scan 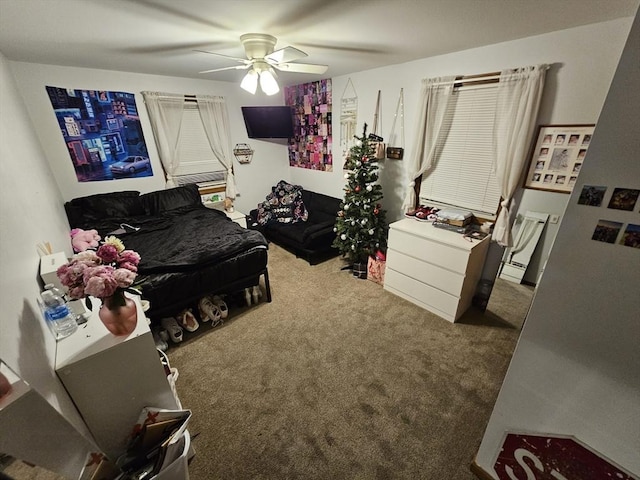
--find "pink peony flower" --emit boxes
[56,236,141,300]
[113,268,136,288]
[97,244,119,264]
[118,262,138,273]
[118,250,140,267]
[84,266,118,298]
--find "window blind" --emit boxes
[419,84,501,216]
[174,103,225,182]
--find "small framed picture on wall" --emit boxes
[523,124,595,194]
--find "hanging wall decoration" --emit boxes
[284,79,332,171]
[340,78,358,160]
[523,124,595,193]
[46,86,152,182]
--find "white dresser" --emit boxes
[384,219,490,323]
[55,296,180,461]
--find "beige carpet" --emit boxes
[167,244,534,480]
[2,244,533,479]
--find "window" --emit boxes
[173,102,226,188]
[419,84,501,217]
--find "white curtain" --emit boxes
[141,92,184,188]
[196,95,237,200]
[402,76,456,212]
[492,65,547,246]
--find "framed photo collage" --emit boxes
[524,124,595,194]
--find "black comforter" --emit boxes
[64,185,270,319]
[89,206,267,274]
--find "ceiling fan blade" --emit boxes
[199,65,250,74]
[265,46,308,64]
[272,63,328,74]
[194,50,250,64]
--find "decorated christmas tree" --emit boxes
[333,124,388,272]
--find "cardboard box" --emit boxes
[39,252,67,290]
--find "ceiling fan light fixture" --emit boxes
[240,69,258,94]
[259,68,279,96]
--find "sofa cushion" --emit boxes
[140,184,202,215]
[302,190,341,217]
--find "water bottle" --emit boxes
[44,283,87,325]
[41,289,78,340]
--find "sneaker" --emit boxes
[198,296,222,326]
[177,308,199,332]
[404,206,423,218]
[415,206,439,222]
[211,295,229,319]
[251,286,261,305]
[152,329,168,352]
[160,317,183,343]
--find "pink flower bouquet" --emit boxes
[57,236,141,302]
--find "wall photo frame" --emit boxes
[524,124,595,194]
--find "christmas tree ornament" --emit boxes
[367,185,373,192]
[355,186,361,192]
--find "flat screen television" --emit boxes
[241,106,294,139]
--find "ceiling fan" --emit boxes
[197,33,328,95]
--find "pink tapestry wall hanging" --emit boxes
[284,79,332,171]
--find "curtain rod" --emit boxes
[426,71,501,88]
[428,65,550,88]
[144,92,214,102]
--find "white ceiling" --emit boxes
[0,0,638,87]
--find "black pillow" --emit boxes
[67,191,143,223]
[140,184,202,215]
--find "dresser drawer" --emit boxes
[388,227,470,273]
[384,268,459,318]
[386,248,465,295]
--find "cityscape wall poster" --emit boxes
[285,79,332,171]
[46,87,153,182]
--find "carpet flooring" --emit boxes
[3,243,533,479]
[166,244,534,479]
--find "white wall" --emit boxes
[7,18,632,284]
[476,9,640,477]
[0,51,94,477]
[323,17,632,283]
[7,62,290,214]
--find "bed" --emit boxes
[64,184,271,320]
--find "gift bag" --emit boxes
[386,88,404,159]
[368,90,386,160]
[367,255,386,285]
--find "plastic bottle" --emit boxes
[44,283,87,324]
[41,289,78,340]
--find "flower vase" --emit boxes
[99,291,137,336]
